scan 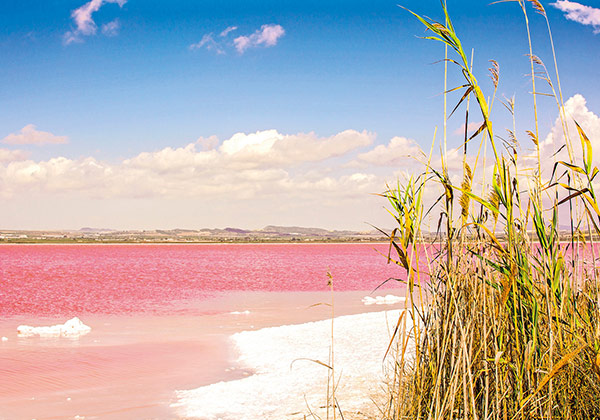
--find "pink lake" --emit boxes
[0,243,408,316]
[0,243,406,419]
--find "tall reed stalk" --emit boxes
[381,2,600,418]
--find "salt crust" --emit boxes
[362,295,406,305]
[17,317,91,338]
[173,310,413,420]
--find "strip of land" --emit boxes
[0,225,391,243]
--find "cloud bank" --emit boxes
[3,95,597,230]
[0,129,375,200]
[0,149,29,163]
[552,0,600,33]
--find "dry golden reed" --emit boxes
[379,2,600,419]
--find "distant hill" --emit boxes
[1,225,390,243]
[79,227,115,232]
[261,225,331,235]
[224,227,250,234]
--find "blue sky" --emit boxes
[1,0,599,230]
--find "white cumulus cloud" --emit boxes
[552,0,600,33]
[0,129,376,200]
[539,94,600,166]
[220,129,374,168]
[453,121,484,136]
[64,0,126,44]
[0,149,29,163]
[353,137,424,167]
[234,24,285,53]
[2,125,68,145]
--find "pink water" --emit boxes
[0,243,403,316]
[0,243,405,419]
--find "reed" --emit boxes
[380,1,600,419]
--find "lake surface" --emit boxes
[0,243,405,419]
[0,243,405,316]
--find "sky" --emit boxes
[1,0,599,231]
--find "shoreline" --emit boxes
[0,240,389,246]
[4,238,590,246]
[0,289,407,419]
[173,308,408,420]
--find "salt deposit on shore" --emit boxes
[362,294,406,305]
[17,317,91,338]
[173,310,412,420]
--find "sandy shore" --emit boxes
[0,289,407,419]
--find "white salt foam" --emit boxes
[173,310,413,420]
[362,294,406,305]
[229,310,251,315]
[17,317,91,338]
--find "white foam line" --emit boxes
[16,317,91,338]
[362,294,406,305]
[173,310,414,420]
[229,310,251,315]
